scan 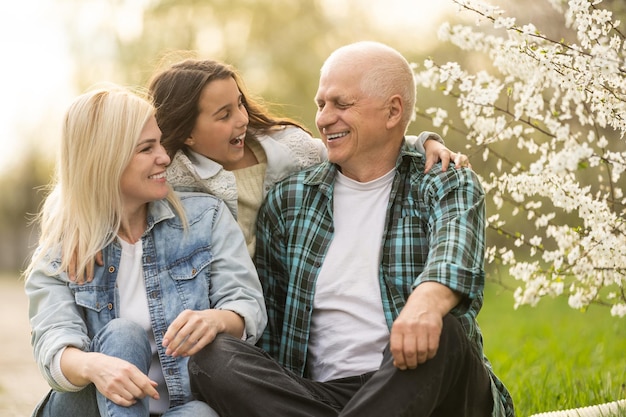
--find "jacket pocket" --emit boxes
[167,247,213,281]
[72,285,110,312]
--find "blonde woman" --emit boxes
[25,85,265,417]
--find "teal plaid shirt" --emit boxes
[255,141,515,417]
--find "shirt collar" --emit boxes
[186,149,223,179]
[145,199,175,232]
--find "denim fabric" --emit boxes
[33,386,217,417]
[32,319,220,417]
[26,192,266,415]
[94,319,153,416]
[33,386,216,417]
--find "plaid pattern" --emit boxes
[255,142,515,417]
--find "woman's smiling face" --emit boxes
[185,77,249,170]
[120,115,171,211]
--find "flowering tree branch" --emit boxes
[414,0,626,316]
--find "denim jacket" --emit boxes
[26,192,267,407]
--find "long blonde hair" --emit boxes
[26,84,184,280]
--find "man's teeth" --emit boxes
[149,172,166,179]
[327,132,348,140]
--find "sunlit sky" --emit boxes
[0,0,458,176]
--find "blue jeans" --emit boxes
[32,318,219,417]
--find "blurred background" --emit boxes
[0,0,454,273]
[1,0,624,275]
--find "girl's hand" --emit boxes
[423,139,471,173]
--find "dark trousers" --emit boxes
[189,314,493,417]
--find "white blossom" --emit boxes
[610,303,626,318]
[415,0,626,317]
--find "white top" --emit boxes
[117,238,169,414]
[307,168,395,382]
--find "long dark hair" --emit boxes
[148,59,310,158]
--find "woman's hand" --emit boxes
[62,349,159,407]
[90,354,159,406]
[162,309,245,357]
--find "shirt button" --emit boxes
[108,266,115,273]
[191,268,197,275]
[107,303,113,310]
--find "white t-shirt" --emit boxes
[307,168,395,382]
[117,239,169,414]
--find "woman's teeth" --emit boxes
[327,132,348,140]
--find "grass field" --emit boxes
[479,282,626,416]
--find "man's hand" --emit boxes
[389,309,443,370]
[389,282,461,370]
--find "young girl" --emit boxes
[25,85,265,417]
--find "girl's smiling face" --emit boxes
[185,77,249,170]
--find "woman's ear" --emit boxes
[184,137,195,146]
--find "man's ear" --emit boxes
[386,95,403,129]
[184,137,196,146]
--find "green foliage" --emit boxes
[2,0,422,273]
[0,152,53,272]
[60,0,408,132]
[480,283,626,416]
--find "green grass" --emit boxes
[479,283,626,416]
